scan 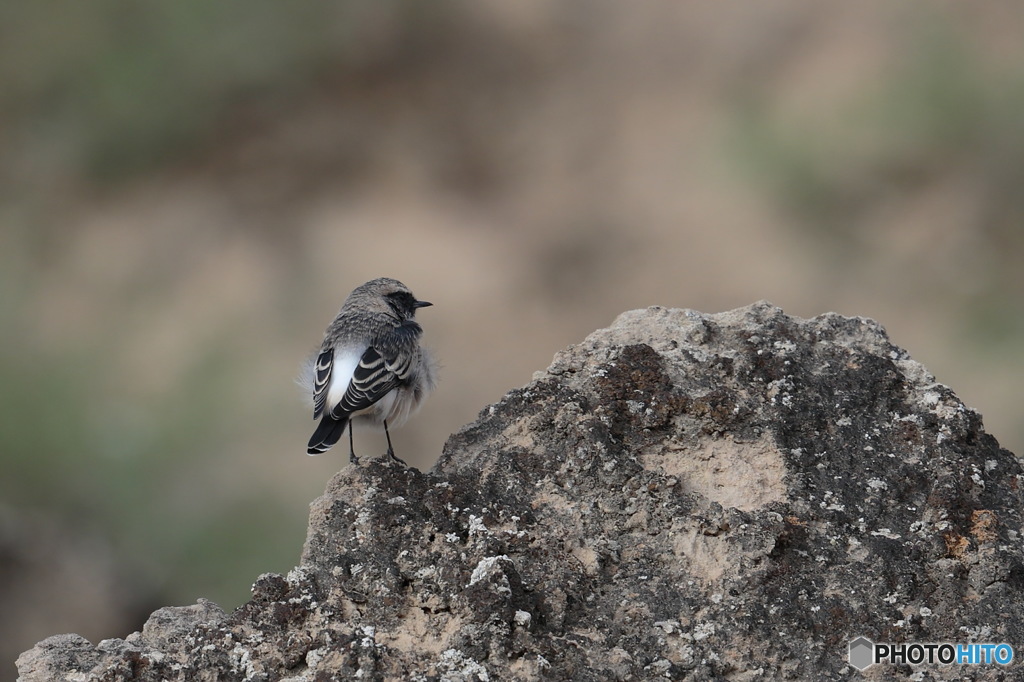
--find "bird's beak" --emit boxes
[415,300,433,308]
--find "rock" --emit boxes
[16,634,101,682]
[18,302,1024,681]
[0,507,152,675]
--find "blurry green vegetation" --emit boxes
[0,270,295,605]
[0,1,399,181]
[732,21,1024,345]
[0,0,414,615]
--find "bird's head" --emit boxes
[358,277,432,321]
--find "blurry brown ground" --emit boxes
[4,0,1024,673]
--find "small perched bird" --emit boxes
[302,277,436,463]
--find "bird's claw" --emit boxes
[386,447,406,466]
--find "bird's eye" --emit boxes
[386,291,415,313]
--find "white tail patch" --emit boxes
[326,347,362,414]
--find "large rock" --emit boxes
[18,303,1024,681]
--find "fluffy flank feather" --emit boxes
[296,353,318,410]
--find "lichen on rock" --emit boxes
[18,302,1024,681]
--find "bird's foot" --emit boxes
[386,447,407,466]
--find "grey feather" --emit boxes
[304,277,436,461]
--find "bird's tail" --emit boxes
[307,414,349,455]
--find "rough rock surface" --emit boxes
[18,302,1024,681]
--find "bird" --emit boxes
[301,277,436,463]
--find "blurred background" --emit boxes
[4,0,1024,673]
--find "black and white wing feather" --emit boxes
[311,349,333,420]
[329,345,411,419]
[326,321,423,420]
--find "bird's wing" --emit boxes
[330,345,403,419]
[312,348,333,420]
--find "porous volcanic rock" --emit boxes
[18,303,1024,681]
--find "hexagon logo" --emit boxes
[849,636,875,671]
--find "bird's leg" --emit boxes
[384,419,406,465]
[348,421,359,465]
